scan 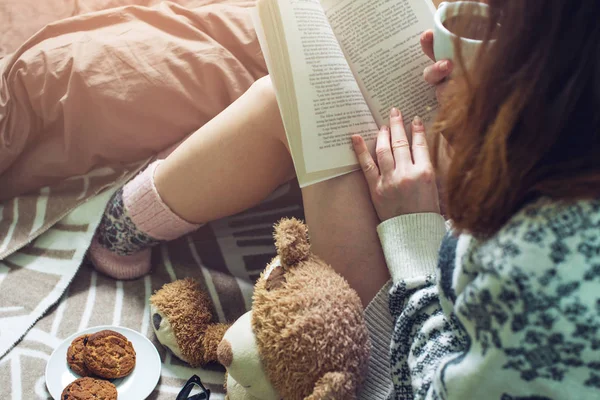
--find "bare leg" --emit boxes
[155,77,295,224]
[301,173,389,305]
[155,77,388,305]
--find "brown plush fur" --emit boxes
[151,218,370,399]
[273,218,310,268]
[150,278,226,367]
[307,372,357,400]
[223,371,230,399]
[204,323,230,364]
[251,219,371,400]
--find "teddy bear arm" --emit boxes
[202,323,231,364]
[304,372,358,400]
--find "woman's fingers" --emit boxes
[410,116,431,166]
[389,108,412,169]
[376,125,395,176]
[421,29,454,105]
[420,30,436,61]
[352,135,379,190]
[424,60,453,85]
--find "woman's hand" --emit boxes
[421,30,454,103]
[352,108,440,222]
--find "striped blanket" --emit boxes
[0,184,118,359]
[0,159,304,398]
[0,0,303,396]
[0,165,141,358]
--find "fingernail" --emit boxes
[413,116,423,126]
[440,61,449,72]
[390,108,400,117]
[381,125,389,132]
[351,135,360,146]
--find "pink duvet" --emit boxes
[0,0,267,200]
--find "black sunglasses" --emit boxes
[176,375,211,400]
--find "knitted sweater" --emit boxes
[359,198,600,400]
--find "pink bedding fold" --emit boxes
[0,0,266,201]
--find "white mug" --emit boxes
[433,1,493,67]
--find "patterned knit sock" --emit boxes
[89,161,201,279]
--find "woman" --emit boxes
[90,0,599,399]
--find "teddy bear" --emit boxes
[149,218,371,399]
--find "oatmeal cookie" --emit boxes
[83,330,136,379]
[66,335,93,377]
[61,377,117,400]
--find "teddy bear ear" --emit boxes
[273,218,311,267]
[304,372,357,400]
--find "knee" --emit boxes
[248,76,287,144]
[251,75,277,102]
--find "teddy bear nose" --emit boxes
[217,339,233,367]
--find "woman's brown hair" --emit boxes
[435,0,600,237]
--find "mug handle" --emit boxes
[438,2,448,9]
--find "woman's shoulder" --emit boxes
[505,196,600,239]
[440,198,600,300]
[444,198,600,391]
[438,198,599,301]
[440,197,599,304]
[454,196,600,304]
[463,197,600,266]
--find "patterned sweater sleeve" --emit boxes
[377,213,458,398]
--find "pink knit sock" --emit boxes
[89,161,201,279]
[88,241,153,280]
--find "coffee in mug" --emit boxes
[433,1,495,68]
[442,14,495,41]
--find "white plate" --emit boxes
[45,325,161,399]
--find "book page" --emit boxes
[276,0,378,174]
[322,0,437,127]
[252,5,358,187]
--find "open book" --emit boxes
[253,0,438,187]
